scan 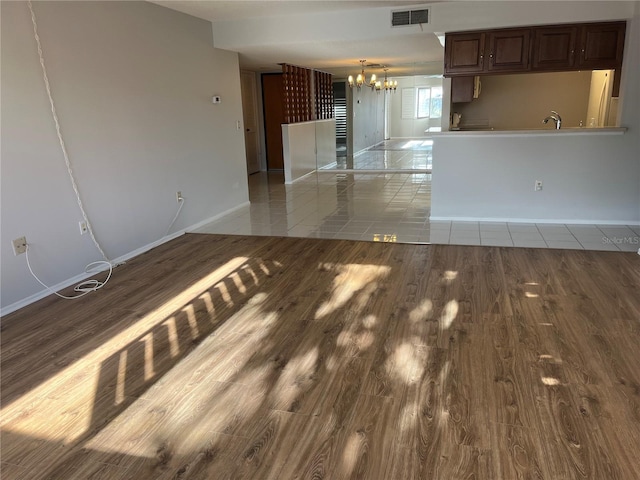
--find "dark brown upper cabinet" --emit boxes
[531,25,579,70]
[487,29,531,72]
[445,29,530,75]
[445,21,626,77]
[445,32,485,74]
[578,22,626,69]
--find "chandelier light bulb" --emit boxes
[382,68,397,93]
[348,60,385,92]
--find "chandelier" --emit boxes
[348,61,396,93]
[383,68,398,92]
[348,60,377,90]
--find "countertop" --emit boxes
[433,127,627,137]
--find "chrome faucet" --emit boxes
[543,111,562,129]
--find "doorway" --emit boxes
[333,81,347,158]
[261,73,285,170]
[240,71,261,174]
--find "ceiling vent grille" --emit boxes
[391,8,430,27]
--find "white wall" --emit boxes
[282,122,316,184]
[282,119,336,183]
[431,7,640,225]
[1,1,249,311]
[388,76,444,138]
[352,87,385,153]
[454,71,593,130]
[316,119,338,170]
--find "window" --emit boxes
[401,88,415,119]
[417,86,443,119]
[430,86,443,118]
[417,87,431,118]
[401,84,444,120]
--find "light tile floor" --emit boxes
[327,139,433,171]
[193,171,640,253]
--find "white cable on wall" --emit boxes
[25,1,185,300]
[28,0,109,264]
[25,0,112,299]
[165,198,185,237]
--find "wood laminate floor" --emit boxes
[1,234,639,479]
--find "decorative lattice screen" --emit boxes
[282,64,334,124]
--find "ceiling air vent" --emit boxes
[391,8,429,27]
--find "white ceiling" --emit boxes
[153,1,430,21]
[151,1,444,76]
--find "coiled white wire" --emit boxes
[25,245,113,299]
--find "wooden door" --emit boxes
[531,25,578,70]
[487,29,531,72]
[261,73,285,170]
[240,71,260,174]
[578,22,626,69]
[445,32,485,75]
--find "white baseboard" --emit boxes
[429,216,640,226]
[353,141,383,157]
[0,202,251,317]
[317,169,431,174]
[285,170,317,185]
[319,162,338,170]
[186,201,250,232]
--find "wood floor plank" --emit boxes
[383,345,447,479]
[117,431,248,480]
[489,423,545,480]
[226,409,309,480]
[568,383,640,479]
[485,313,540,429]
[326,393,399,480]
[1,234,639,479]
[439,322,493,450]
[532,382,623,480]
[267,357,369,478]
[434,444,496,479]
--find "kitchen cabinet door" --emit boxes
[451,76,474,103]
[578,22,626,69]
[486,29,531,72]
[531,25,578,70]
[445,32,485,75]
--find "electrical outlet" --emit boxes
[534,180,543,191]
[79,221,88,235]
[12,236,27,256]
[176,191,183,203]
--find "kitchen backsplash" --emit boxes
[453,71,595,130]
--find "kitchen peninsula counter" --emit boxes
[429,125,638,225]
[432,127,627,137]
